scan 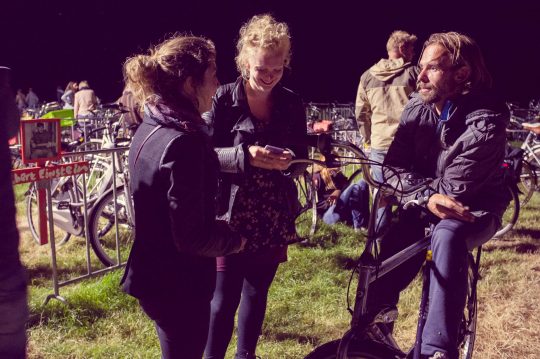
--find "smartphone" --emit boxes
[264,144,285,154]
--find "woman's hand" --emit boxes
[327,189,342,205]
[523,122,540,135]
[427,193,475,222]
[247,145,292,170]
[236,237,248,253]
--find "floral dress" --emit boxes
[229,120,299,252]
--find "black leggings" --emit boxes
[204,263,279,359]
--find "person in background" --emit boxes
[0,66,28,359]
[15,89,26,112]
[61,81,78,109]
[25,87,39,109]
[56,85,63,103]
[73,80,98,119]
[204,14,307,359]
[355,30,418,183]
[120,34,245,359]
[314,167,370,232]
[355,30,419,232]
[116,83,143,136]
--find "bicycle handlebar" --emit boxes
[286,133,435,199]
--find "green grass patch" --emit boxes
[18,190,540,358]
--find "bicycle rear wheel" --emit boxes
[458,253,478,359]
[304,339,400,359]
[88,186,134,266]
[493,184,519,238]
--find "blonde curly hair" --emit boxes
[235,14,292,79]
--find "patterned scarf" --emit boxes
[145,95,203,133]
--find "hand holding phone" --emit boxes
[264,144,285,154]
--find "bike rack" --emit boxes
[39,146,131,304]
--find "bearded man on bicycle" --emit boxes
[369,32,510,359]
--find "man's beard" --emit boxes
[417,78,457,104]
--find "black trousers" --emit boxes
[139,291,211,359]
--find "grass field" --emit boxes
[13,184,540,358]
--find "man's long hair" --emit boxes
[420,32,492,91]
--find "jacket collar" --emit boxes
[230,77,248,108]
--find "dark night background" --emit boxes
[2,0,540,106]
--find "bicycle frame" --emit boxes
[302,134,484,359]
[522,131,540,167]
[336,187,432,359]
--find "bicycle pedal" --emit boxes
[366,322,400,349]
[57,201,70,210]
[374,307,399,324]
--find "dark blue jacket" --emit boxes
[121,111,242,300]
[384,91,510,217]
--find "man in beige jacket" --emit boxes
[355,30,418,183]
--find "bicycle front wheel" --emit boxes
[26,183,72,246]
[305,339,400,359]
[88,186,134,266]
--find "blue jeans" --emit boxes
[204,262,279,359]
[369,149,391,233]
[322,180,370,229]
[369,149,387,184]
[421,215,498,358]
[367,211,498,358]
[0,269,28,359]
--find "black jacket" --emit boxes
[204,77,308,221]
[121,112,242,300]
[383,91,510,217]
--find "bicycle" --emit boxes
[297,134,500,359]
[25,113,134,266]
[505,104,540,206]
[294,135,365,239]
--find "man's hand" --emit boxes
[427,193,475,222]
[248,145,292,171]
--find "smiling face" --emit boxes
[417,44,465,111]
[245,47,286,93]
